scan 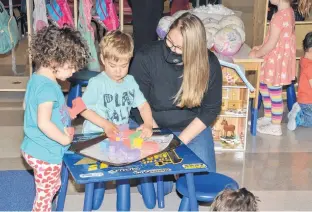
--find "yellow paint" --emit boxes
[133,137,143,148]
[116,137,121,141]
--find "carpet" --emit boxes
[0,170,35,211]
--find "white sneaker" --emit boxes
[248,117,271,127]
[287,102,301,119]
[287,102,301,131]
[257,123,282,136]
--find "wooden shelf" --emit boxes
[0,76,29,91]
[294,20,312,25]
[266,20,312,25]
[297,49,304,59]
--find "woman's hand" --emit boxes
[103,121,119,138]
[137,124,153,139]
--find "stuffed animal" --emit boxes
[214,26,242,56]
[156,4,245,56]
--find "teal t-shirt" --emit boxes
[82,72,146,133]
[21,74,71,164]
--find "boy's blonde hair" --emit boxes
[99,30,134,62]
[211,188,260,211]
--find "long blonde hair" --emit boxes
[170,13,209,108]
[297,0,312,18]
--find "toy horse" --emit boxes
[221,119,235,137]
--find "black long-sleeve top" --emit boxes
[130,40,222,130]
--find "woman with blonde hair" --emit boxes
[130,12,222,172]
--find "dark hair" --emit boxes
[30,25,90,70]
[303,32,312,52]
[210,188,260,211]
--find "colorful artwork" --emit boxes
[71,129,177,166]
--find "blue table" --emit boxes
[56,131,209,211]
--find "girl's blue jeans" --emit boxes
[296,103,312,127]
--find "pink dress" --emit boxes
[260,7,296,86]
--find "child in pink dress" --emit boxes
[249,0,296,136]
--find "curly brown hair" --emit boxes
[211,188,260,211]
[30,25,90,70]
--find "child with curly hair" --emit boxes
[21,25,89,212]
[211,188,260,211]
[288,32,312,131]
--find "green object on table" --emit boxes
[129,131,141,145]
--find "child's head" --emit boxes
[210,188,259,211]
[31,25,90,81]
[99,30,134,82]
[303,32,312,53]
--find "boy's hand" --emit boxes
[103,122,119,138]
[137,124,153,139]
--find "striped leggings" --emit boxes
[260,83,283,124]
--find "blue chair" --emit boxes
[176,172,239,211]
[67,69,99,107]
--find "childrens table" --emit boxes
[56,130,209,212]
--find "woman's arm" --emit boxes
[179,52,222,144]
[178,118,207,144]
[38,102,72,146]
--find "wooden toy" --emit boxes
[68,97,87,119]
[221,119,235,137]
[212,62,251,151]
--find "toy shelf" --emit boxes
[212,64,250,152]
